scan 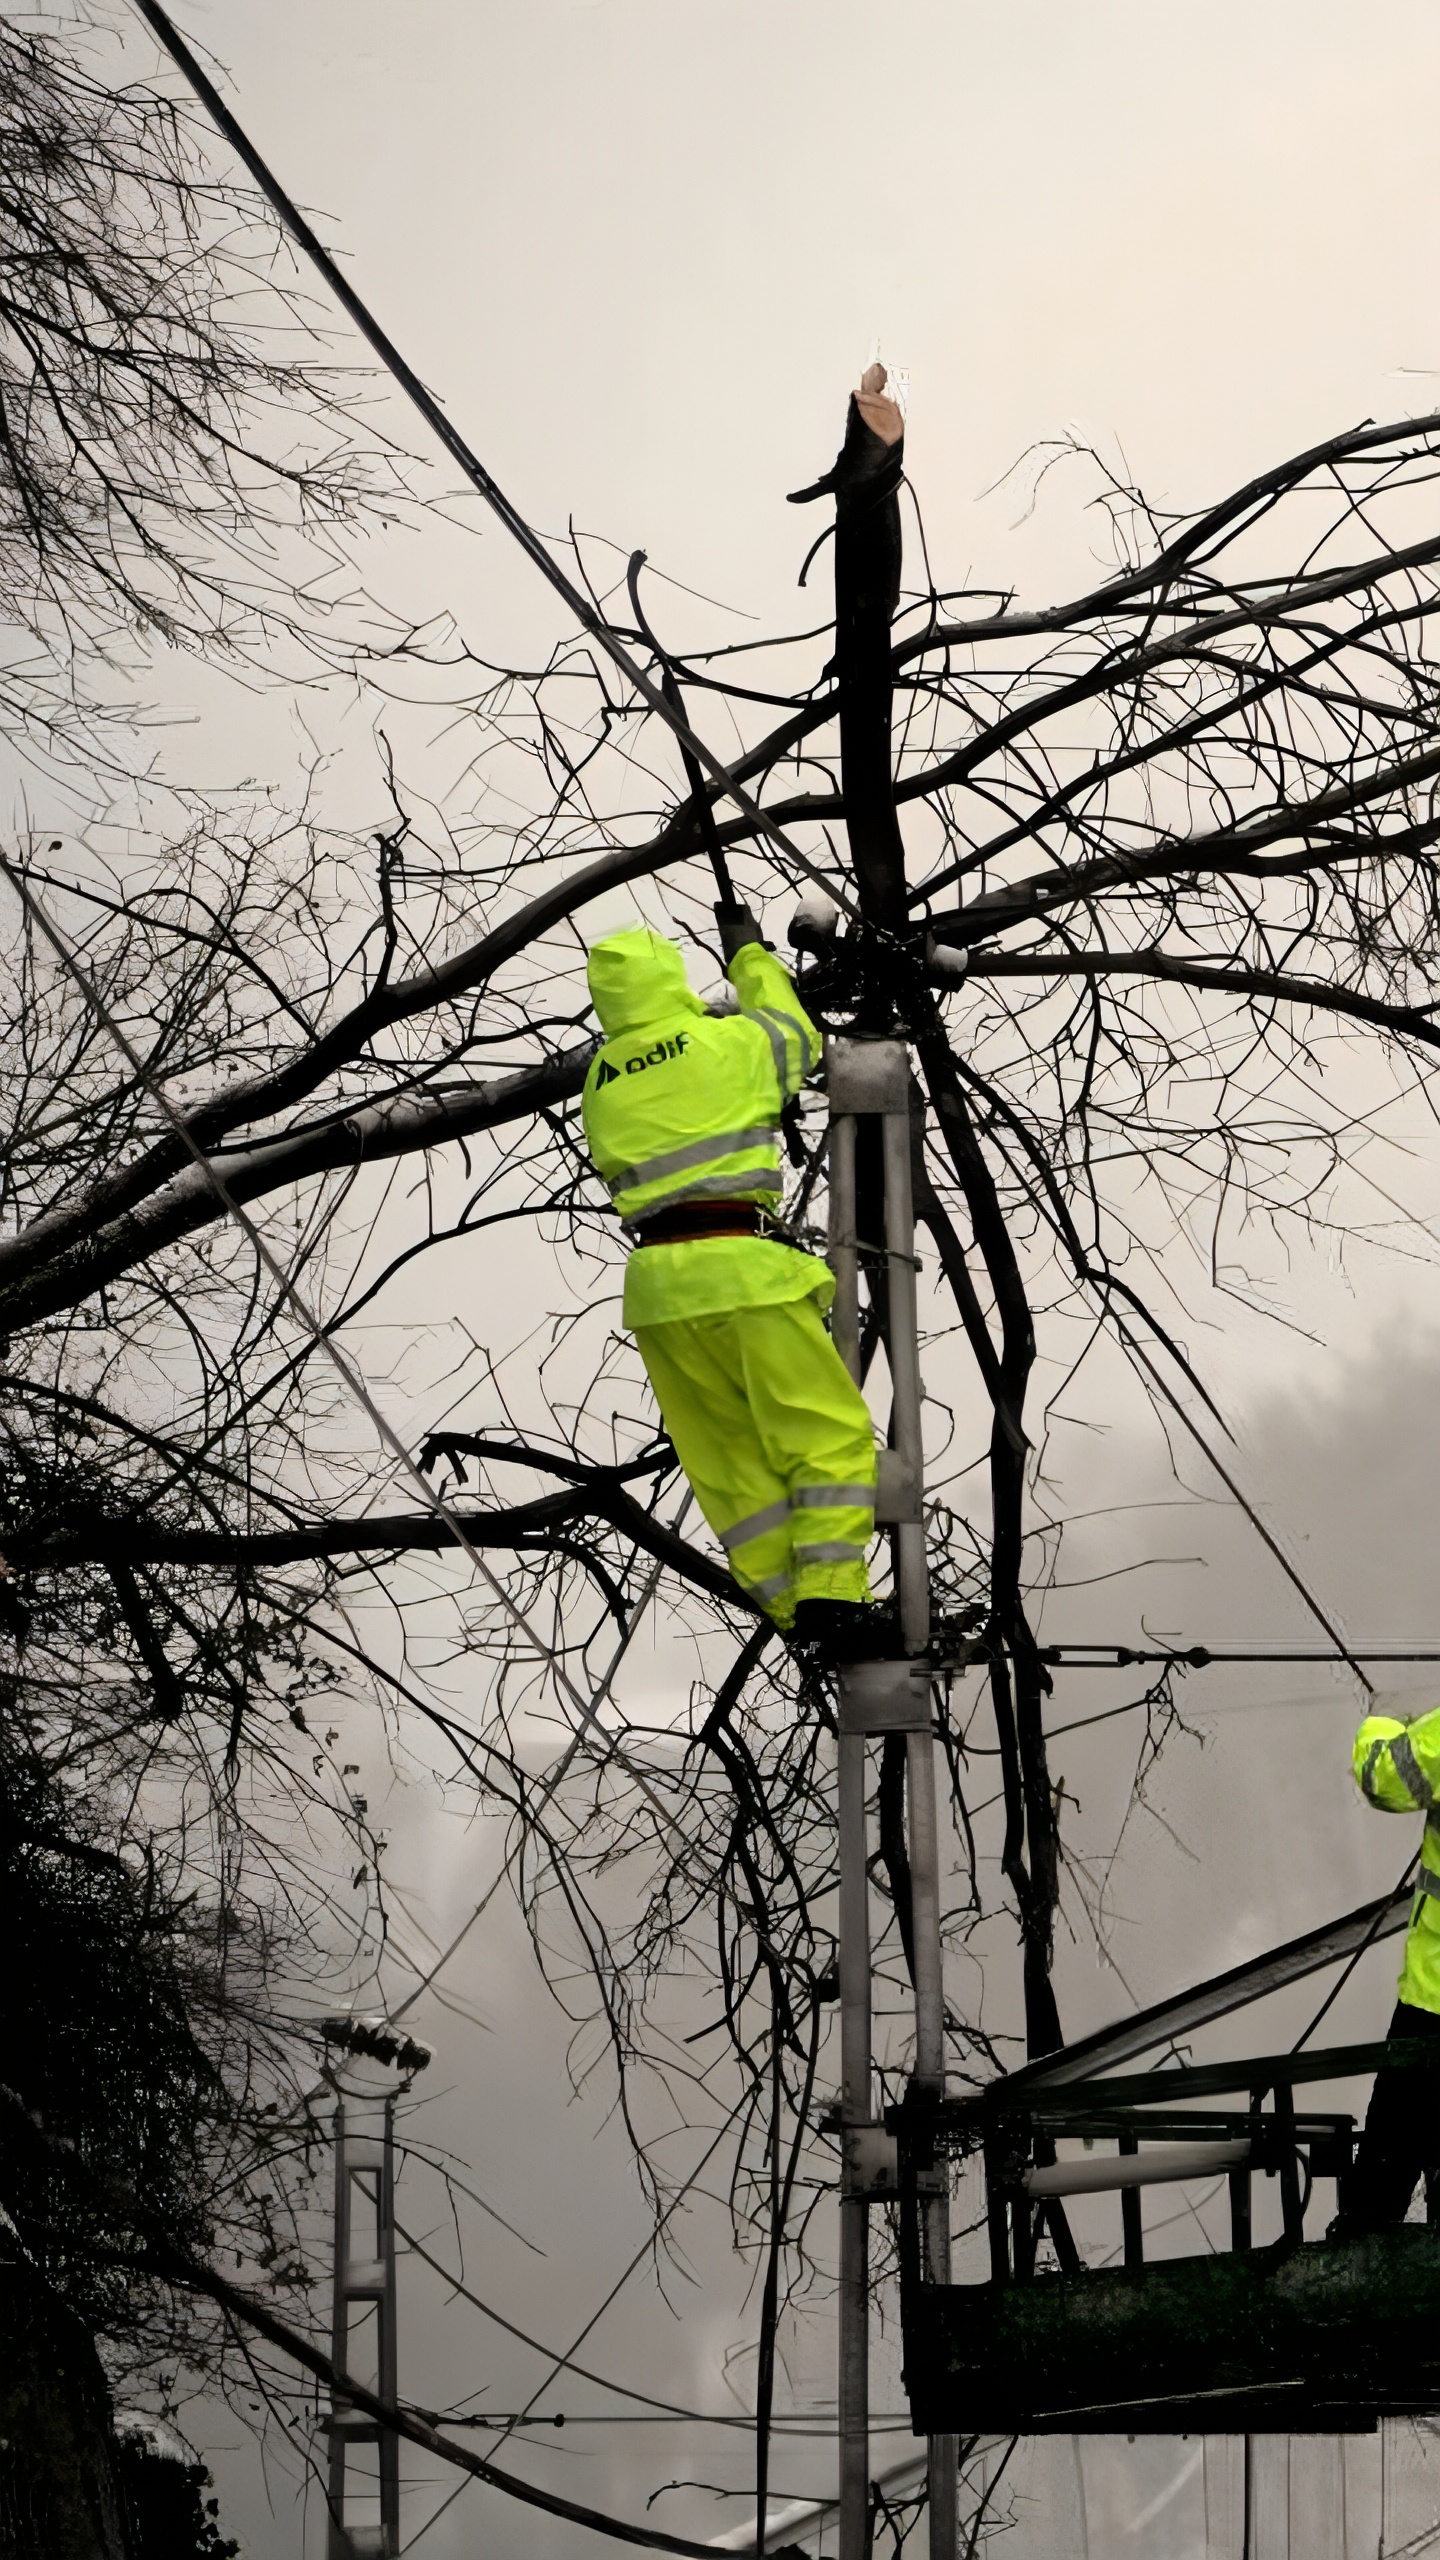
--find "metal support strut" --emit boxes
[327,2097,400,2560]
[828,1037,955,2560]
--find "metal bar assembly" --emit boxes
[828,1037,954,2560]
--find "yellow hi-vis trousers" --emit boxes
[634,1298,876,1626]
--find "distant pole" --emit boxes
[321,2018,432,2559]
[326,2096,399,2560]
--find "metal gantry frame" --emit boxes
[326,2096,400,2560]
[828,1035,955,2560]
[891,1886,1440,2441]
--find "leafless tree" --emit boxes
[9,363,1440,2541]
[10,21,1440,2547]
[0,6,405,772]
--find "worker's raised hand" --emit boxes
[715,900,763,962]
[855,360,904,449]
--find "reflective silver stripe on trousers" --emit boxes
[792,1483,876,1511]
[720,1498,793,1551]
[1361,1737,1390,1804]
[735,1567,791,1605]
[607,1124,779,1198]
[1394,1733,1436,1808]
[793,1539,870,1565]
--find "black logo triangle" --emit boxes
[595,1056,621,1086]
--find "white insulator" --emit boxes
[789,890,841,949]
[928,940,969,982]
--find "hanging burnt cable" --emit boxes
[1106,1311,1375,1699]
[0,849,702,1840]
[127,0,855,923]
[939,1050,1377,1697]
[1291,1843,1424,2055]
[626,550,735,905]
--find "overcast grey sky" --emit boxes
[74,4,1440,2553]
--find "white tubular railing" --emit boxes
[1024,2140,1252,2199]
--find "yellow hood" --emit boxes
[586,928,705,1036]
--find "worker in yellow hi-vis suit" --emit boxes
[1333,1705,1440,2232]
[582,906,878,1657]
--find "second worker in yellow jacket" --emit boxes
[1333,1704,1440,2232]
[581,906,879,1659]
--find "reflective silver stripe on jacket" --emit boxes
[792,1483,876,1511]
[753,1001,818,1084]
[739,1007,791,1090]
[607,1124,780,1198]
[627,1169,783,1223]
[758,1000,820,1076]
[793,1539,870,1565]
[1360,1737,1391,1804]
[1415,1866,1440,1903]
[720,1498,792,1552]
[1394,1733,1436,1808]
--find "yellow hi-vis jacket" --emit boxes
[582,928,827,1331]
[1353,1704,1440,2014]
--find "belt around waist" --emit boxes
[632,1200,769,1246]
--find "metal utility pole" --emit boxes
[321,2018,432,2559]
[829,1039,955,2560]
[327,2094,400,2560]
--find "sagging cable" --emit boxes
[127,0,856,924]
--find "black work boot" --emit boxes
[791,1599,896,1668]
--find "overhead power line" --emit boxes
[127,0,857,924]
[2,2083,757,2560]
[1037,1645,1440,1669]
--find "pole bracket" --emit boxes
[843,2122,900,2199]
[873,1447,921,1524]
[826,1036,910,1116]
[838,1658,932,1734]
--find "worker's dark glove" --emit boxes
[715,900,763,962]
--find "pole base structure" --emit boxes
[829,1037,953,2560]
[838,1724,873,2560]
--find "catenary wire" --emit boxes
[395,2107,744,2427]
